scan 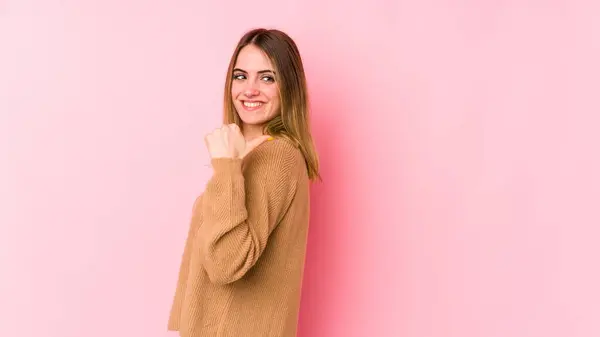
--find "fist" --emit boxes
[204,124,272,160]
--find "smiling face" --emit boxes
[231,44,280,138]
[222,28,320,180]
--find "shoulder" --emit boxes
[243,137,306,177]
[248,137,303,164]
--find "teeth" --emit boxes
[243,101,262,108]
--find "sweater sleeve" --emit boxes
[197,139,300,285]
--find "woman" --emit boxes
[167,28,320,337]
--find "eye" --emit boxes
[261,75,275,83]
[233,73,246,80]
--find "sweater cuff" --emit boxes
[210,157,243,174]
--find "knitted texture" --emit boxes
[167,138,310,337]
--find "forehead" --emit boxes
[234,45,274,71]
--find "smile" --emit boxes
[243,101,263,108]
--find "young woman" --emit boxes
[167,28,320,337]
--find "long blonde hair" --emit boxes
[222,28,320,181]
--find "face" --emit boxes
[231,44,280,132]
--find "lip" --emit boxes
[239,100,265,111]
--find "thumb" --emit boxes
[243,135,273,157]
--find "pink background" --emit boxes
[2,1,599,336]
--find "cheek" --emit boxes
[264,87,280,103]
[231,83,242,98]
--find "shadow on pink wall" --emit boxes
[294,53,411,335]
[296,76,353,336]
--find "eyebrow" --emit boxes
[233,68,275,74]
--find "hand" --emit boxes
[204,124,272,160]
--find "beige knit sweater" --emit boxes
[167,138,310,337]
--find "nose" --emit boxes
[243,82,260,97]
[244,88,259,97]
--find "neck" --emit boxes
[242,124,265,142]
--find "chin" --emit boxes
[240,114,270,124]
[235,105,275,126]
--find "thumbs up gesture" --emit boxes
[205,123,272,160]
